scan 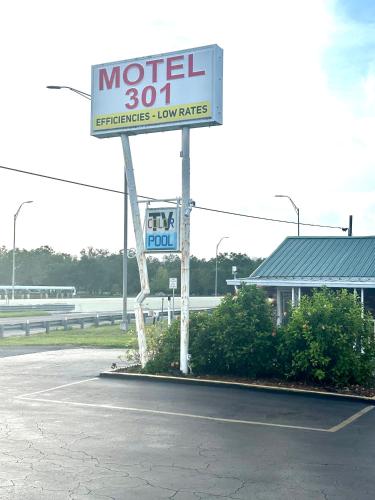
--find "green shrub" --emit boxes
[144,285,277,377]
[277,288,375,386]
[144,320,181,373]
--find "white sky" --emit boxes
[1,0,374,260]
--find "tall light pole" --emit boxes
[275,194,300,236]
[46,85,91,100]
[47,85,129,329]
[12,201,34,300]
[215,236,229,296]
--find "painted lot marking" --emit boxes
[328,405,374,432]
[16,379,375,433]
[17,377,98,398]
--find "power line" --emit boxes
[0,165,348,231]
[195,205,347,230]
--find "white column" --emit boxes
[276,288,282,326]
[121,134,150,367]
[180,127,191,375]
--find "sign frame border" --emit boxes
[91,44,223,138]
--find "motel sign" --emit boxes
[145,207,180,252]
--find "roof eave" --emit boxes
[226,278,375,288]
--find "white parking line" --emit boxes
[17,395,330,432]
[328,405,374,432]
[17,378,98,398]
[16,379,375,433]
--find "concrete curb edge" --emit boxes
[99,371,375,405]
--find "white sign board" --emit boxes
[91,45,223,137]
[169,278,178,290]
[145,207,180,252]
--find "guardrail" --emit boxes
[0,308,213,338]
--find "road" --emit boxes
[0,311,118,325]
[0,296,222,313]
[1,347,375,499]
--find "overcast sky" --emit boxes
[1,0,375,260]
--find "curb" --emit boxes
[99,371,375,405]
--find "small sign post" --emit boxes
[169,277,177,319]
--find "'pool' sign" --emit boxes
[145,207,180,252]
[91,45,223,137]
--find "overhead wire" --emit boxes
[0,165,348,231]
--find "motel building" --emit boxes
[227,236,375,325]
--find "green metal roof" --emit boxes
[250,237,375,280]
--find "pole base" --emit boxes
[120,321,128,331]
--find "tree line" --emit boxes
[0,246,263,297]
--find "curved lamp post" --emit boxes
[215,236,229,296]
[12,201,34,300]
[47,84,130,330]
[275,194,300,236]
[46,85,91,100]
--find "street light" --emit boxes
[47,85,129,330]
[46,85,91,100]
[215,236,229,296]
[12,201,34,300]
[275,194,300,236]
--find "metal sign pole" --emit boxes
[121,134,150,367]
[167,297,171,326]
[121,170,128,331]
[180,127,190,374]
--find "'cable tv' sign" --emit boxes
[145,207,180,252]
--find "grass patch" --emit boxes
[0,311,50,318]
[0,324,138,348]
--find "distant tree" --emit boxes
[0,246,12,283]
[0,246,263,297]
[209,252,263,296]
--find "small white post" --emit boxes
[276,288,282,326]
[167,298,171,327]
[180,127,190,375]
[361,288,364,318]
[291,287,295,307]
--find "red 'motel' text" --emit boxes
[98,53,206,110]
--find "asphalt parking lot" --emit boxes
[1,347,375,499]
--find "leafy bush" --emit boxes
[144,285,277,377]
[144,320,181,373]
[277,288,375,386]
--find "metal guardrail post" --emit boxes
[63,318,68,331]
[45,322,50,333]
[80,319,85,329]
[25,320,30,336]
[95,314,100,327]
[0,325,4,338]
